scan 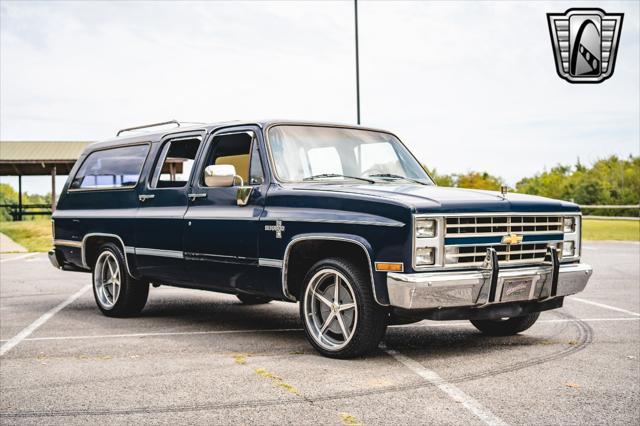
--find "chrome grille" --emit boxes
[446,215,563,236]
[444,215,564,267]
[445,243,561,266]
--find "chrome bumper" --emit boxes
[387,261,593,310]
[48,248,61,269]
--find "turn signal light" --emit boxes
[375,262,404,272]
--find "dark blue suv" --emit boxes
[49,120,592,358]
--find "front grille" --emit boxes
[444,215,563,267]
[446,215,563,236]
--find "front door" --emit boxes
[183,127,268,294]
[135,134,203,285]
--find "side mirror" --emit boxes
[204,164,239,187]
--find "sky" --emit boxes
[1,0,639,195]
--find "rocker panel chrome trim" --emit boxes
[259,258,284,268]
[135,247,184,259]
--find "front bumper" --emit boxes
[387,261,593,310]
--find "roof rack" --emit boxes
[116,120,183,137]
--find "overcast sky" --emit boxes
[1,0,638,194]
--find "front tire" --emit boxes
[470,312,540,336]
[300,258,387,358]
[92,243,149,318]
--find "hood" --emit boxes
[289,183,579,214]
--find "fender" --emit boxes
[281,233,389,306]
[81,233,137,278]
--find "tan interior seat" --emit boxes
[215,154,249,182]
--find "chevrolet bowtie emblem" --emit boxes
[501,233,523,245]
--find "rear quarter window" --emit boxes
[70,144,149,190]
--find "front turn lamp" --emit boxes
[416,247,435,266]
[563,217,576,233]
[562,241,575,257]
[416,218,437,238]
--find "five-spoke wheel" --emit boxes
[92,243,149,317]
[94,251,121,309]
[300,258,387,358]
[304,268,358,351]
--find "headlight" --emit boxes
[416,218,437,238]
[563,217,576,233]
[562,241,575,257]
[416,247,435,266]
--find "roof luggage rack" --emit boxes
[116,120,205,137]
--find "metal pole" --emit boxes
[354,0,361,125]
[17,175,22,221]
[51,166,57,213]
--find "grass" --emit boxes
[583,219,639,241]
[0,217,636,253]
[0,219,52,252]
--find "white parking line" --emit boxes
[0,284,90,356]
[570,297,640,316]
[385,347,507,426]
[2,317,636,343]
[0,253,37,263]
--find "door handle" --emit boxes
[138,194,155,202]
[188,193,207,201]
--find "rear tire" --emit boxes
[92,243,149,318]
[236,294,271,305]
[470,312,540,336]
[300,257,387,358]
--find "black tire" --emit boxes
[300,257,387,359]
[470,312,540,336]
[92,242,149,318]
[236,294,271,305]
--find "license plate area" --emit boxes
[500,278,533,302]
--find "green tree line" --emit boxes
[0,184,51,221]
[426,155,639,216]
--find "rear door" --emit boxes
[135,133,203,285]
[183,126,268,293]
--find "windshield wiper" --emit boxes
[303,173,375,184]
[367,173,427,185]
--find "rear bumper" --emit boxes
[387,262,592,310]
[48,249,61,269]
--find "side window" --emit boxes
[202,132,263,185]
[151,138,201,188]
[70,144,149,190]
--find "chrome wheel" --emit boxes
[303,268,358,351]
[94,251,121,310]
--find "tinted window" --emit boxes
[151,138,201,188]
[70,144,149,189]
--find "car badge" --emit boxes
[265,220,285,239]
[547,8,623,83]
[501,233,524,245]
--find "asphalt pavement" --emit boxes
[0,242,638,425]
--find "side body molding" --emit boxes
[281,234,388,306]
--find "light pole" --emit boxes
[354,0,361,125]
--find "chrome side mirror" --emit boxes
[204,164,238,187]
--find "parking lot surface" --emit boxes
[1,242,639,425]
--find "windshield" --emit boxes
[267,125,433,185]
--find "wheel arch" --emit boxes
[282,234,387,306]
[82,233,135,277]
